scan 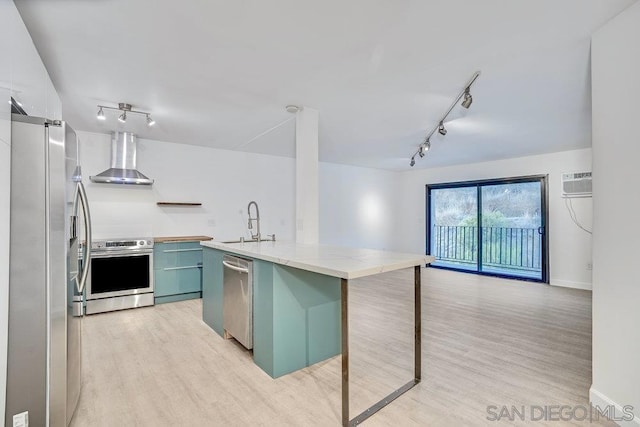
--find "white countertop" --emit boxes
[200,240,434,280]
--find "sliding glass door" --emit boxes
[429,186,478,272]
[427,176,548,282]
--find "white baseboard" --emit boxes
[550,279,592,290]
[590,387,640,426]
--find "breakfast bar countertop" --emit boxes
[200,240,434,279]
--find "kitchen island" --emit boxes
[201,240,433,427]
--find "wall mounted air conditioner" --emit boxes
[562,172,592,197]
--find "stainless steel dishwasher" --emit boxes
[222,254,253,349]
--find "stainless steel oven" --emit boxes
[86,238,154,314]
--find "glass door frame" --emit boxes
[425,174,549,284]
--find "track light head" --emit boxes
[118,111,127,123]
[146,114,156,127]
[461,89,473,109]
[410,156,415,167]
[419,139,431,157]
[438,122,447,136]
[97,107,106,121]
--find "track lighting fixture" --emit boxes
[461,89,473,109]
[96,102,156,127]
[409,71,480,167]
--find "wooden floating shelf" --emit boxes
[157,202,202,206]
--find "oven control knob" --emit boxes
[139,240,145,246]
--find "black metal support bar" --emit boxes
[341,266,422,426]
[341,278,349,427]
[415,265,422,381]
[477,185,483,272]
[349,380,418,426]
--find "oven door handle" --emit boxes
[75,181,92,294]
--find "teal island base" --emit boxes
[202,247,341,378]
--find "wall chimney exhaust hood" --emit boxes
[90,132,154,185]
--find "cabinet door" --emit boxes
[153,241,203,302]
[154,267,201,297]
[154,242,203,269]
[202,248,224,336]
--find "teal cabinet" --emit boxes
[201,247,341,378]
[153,241,203,268]
[202,248,224,336]
[257,264,341,378]
[154,241,203,304]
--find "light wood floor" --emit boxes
[70,268,612,426]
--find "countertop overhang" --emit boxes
[201,240,434,280]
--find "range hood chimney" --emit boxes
[90,132,153,185]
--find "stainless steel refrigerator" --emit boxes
[5,114,92,427]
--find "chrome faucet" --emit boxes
[247,201,261,241]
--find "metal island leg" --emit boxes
[341,278,350,426]
[341,265,422,427]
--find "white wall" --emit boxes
[79,130,404,251]
[1,0,62,421]
[78,131,297,242]
[0,90,8,427]
[591,2,640,423]
[319,162,401,251]
[396,149,593,289]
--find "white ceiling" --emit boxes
[16,0,636,170]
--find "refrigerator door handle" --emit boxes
[76,181,92,294]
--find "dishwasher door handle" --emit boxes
[222,260,249,274]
